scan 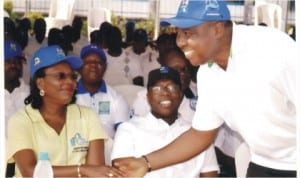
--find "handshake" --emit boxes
[108,156,151,178]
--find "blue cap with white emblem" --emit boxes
[160,0,231,28]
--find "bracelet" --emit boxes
[141,155,152,172]
[77,163,82,178]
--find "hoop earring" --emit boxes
[39,89,45,96]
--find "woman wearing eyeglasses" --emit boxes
[111,66,219,178]
[6,45,126,178]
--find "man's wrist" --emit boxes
[141,155,152,172]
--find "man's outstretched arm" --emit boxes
[112,127,219,177]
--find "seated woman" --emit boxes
[6,45,125,177]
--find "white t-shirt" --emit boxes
[111,113,219,178]
[192,24,297,170]
[76,80,130,138]
[5,79,29,137]
[125,46,160,86]
[104,49,143,86]
[132,89,243,157]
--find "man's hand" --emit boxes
[112,157,148,177]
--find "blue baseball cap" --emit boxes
[80,44,107,64]
[161,0,231,28]
[5,40,24,61]
[30,45,82,78]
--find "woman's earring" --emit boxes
[39,89,45,96]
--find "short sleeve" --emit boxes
[7,109,34,162]
[192,67,224,130]
[110,122,136,161]
[199,144,220,173]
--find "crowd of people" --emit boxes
[4,0,297,177]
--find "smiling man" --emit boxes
[112,66,219,178]
[112,0,297,177]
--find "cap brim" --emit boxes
[64,56,83,69]
[160,17,205,29]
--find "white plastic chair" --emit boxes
[45,0,76,37]
[113,84,145,107]
[254,2,282,30]
[87,7,111,41]
[235,142,251,178]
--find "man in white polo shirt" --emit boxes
[76,44,131,139]
[113,0,297,177]
[112,66,219,178]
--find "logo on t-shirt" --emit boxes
[98,101,110,114]
[70,133,88,152]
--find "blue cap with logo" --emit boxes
[80,44,107,64]
[30,45,82,78]
[161,0,231,28]
[5,40,24,61]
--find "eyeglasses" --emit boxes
[150,85,180,94]
[44,72,78,81]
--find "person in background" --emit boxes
[23,18,47,84]
[62,25,74,54]
[4,40,29,136]
[5,40,30,178]
[99,21,112,49]
[47,28,66,53]
[71,17,84,44]
[112,66,219,178]
[132,47,195,123]
[123,21,135,48]
[76,44,131,163]
[89,30,101,47]
[6,45,125,177]
[70,17,88,57]
[4,17,17,41]
[125,28,160,86]
[15,17,31,50]
[155,33,177,64]
[104,26,143,86]
[113,0,297,177]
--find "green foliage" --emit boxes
[110,13,156,40]
[82,18,88,37]
[27,12,45,26]
[4,0,13,15]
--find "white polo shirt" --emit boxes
[132,89,244,157]
[103,49,143,86]
[111,113,219,178]
[192,24,297,170]
[76,80,130,138]
[5,79,29,137]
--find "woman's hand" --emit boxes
[112,157,148,177]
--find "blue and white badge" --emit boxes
[189,96,198,111]
[98,101,110,114]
